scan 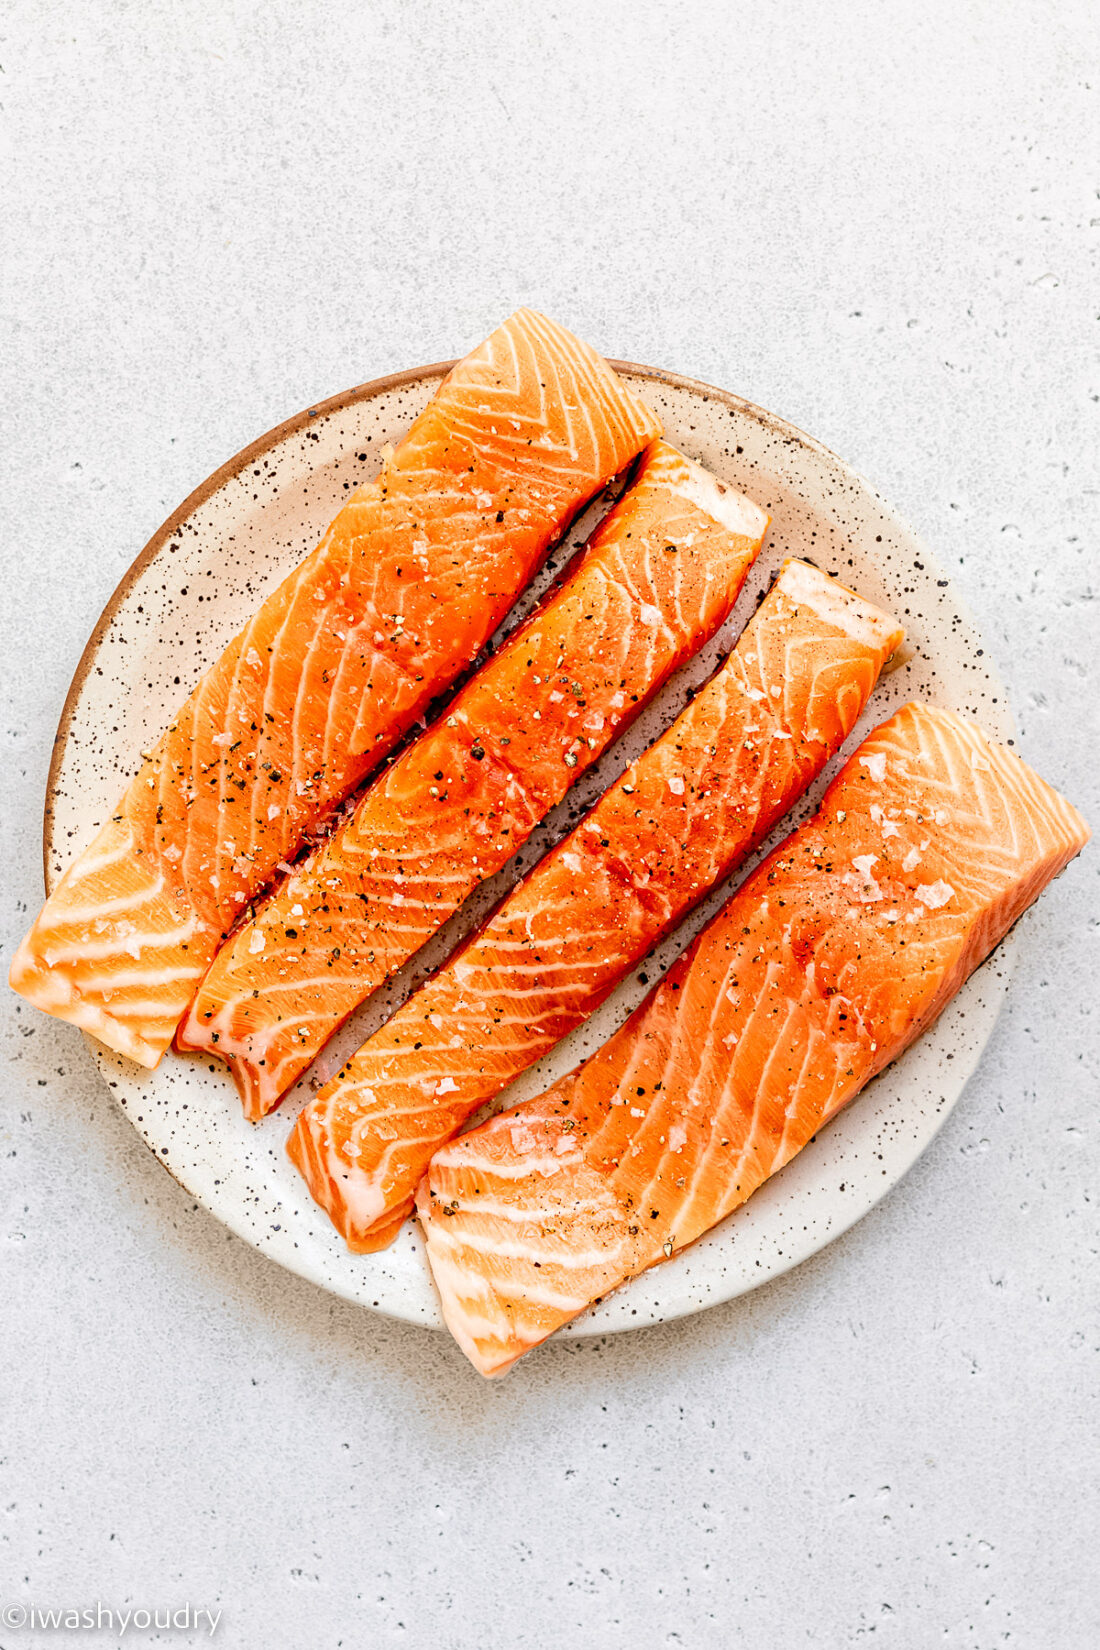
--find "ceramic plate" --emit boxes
[44,361,1015,1335]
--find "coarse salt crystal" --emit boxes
[248,930,266,954]
[845,868,883,903]
[668,776,685,796]
[860,752,887,783]
[435,1077,458,1095]
[915,880,954,909]
[640,604,662,626]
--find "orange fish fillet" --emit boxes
[417,702,1090,1375]
[11,310,660,1066]
[291,559,903,1250]
[181,442,770,1115]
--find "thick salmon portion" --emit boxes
[417,703,1090,1375]
[291,559,903,1251]
[181,442,769,1116]
[11,310,661,1067]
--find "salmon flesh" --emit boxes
[417,703,1090,1375]
[291,559,903,1249]
[182,441,769,1114]
[11,310,660,1065]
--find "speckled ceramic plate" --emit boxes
[45,360,1015,1336]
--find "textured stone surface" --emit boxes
[1,3,1097,1646]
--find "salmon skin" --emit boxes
[291,559,904,1250]
[181,442,770,1116]
[416,702,1090,1375]
[11,310,661,1067]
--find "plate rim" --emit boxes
[40,355,1012,1336]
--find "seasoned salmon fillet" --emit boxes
[417,703,1089,1375]
[11,310,661,1065]
[291,560,903,1249]
[182,442,769,1114]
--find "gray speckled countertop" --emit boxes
[2,4,1097,1647]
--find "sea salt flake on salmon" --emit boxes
[416,701,1089,1375]
[915,879,954,908]
[12,310,661,1067]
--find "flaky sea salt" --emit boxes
[916,880,955,909]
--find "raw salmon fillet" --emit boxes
[11,310,660,1066]
[417,702,1089,1375]
[181,441,770,1115]
[291,559,903,1250]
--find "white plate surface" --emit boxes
[44,362,1015,1334]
